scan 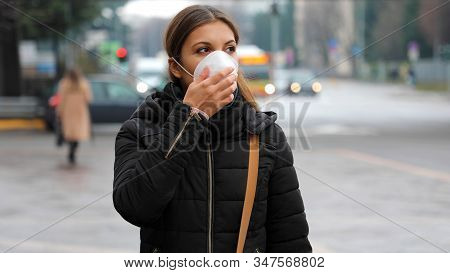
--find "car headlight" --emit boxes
[290,82,301,93]
[312,82,322,93]
[264,83,276,95]
[136,82,149,93]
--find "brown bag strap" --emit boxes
[236,133,260,253]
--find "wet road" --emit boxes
[260,79,450,252]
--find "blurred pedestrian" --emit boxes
[56,68,92,164]
[407,66,416,86]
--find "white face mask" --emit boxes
[171,50,239,80]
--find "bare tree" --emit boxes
[301,1,355,74]
[371,0,405,60]
[419,0,450,58]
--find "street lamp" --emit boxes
[270,0,280,82]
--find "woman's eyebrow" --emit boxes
[192,40,236,48]
[225,40,237,45]
[192,41,210,48]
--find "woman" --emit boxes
[56,68,92,164]
[113,5,312,253]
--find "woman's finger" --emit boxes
[213,72,237,92]
[216,81,237,100]
[203,66,234,86]
[194,66,210,83]
[223,93,234,104]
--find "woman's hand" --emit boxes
[182,66,237,118]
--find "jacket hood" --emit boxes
[130,82,278,135]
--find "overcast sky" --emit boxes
[120,0,269,23]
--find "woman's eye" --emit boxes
[197,47,209,54]
[197,46,235,54]
[226,46,236,53]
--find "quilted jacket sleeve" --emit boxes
[113,101,208,227]
[266,124,313,253]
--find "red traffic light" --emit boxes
[116,47,128,59]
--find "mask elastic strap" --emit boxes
[171,57,194,78]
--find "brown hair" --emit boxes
[63,68,83,90]
[163,5,258,110]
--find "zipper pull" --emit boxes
[164,108,201,159]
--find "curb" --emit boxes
[0,118,46,131]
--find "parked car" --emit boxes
[134,57,167,94]
[44,74,145,131]
[273,68,322,96]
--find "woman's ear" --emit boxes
[168,59,182,80]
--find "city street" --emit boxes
[1,79,450,252]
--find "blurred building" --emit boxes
[0,1,21,97]
[294,0,355,76]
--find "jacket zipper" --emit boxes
[207,122,215,253]
[165,112,195,159]
[152,247,160,253]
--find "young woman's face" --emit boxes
[170,20,238,90]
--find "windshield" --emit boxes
[274,70,315,82]
[138,71,161,78]
[291,70,315,82]
[241,65,270,80]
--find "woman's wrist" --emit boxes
[183,100,209,120]
[190,106,209,120]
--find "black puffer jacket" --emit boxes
[113,82,312,253]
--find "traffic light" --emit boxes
[116,47,128,63]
